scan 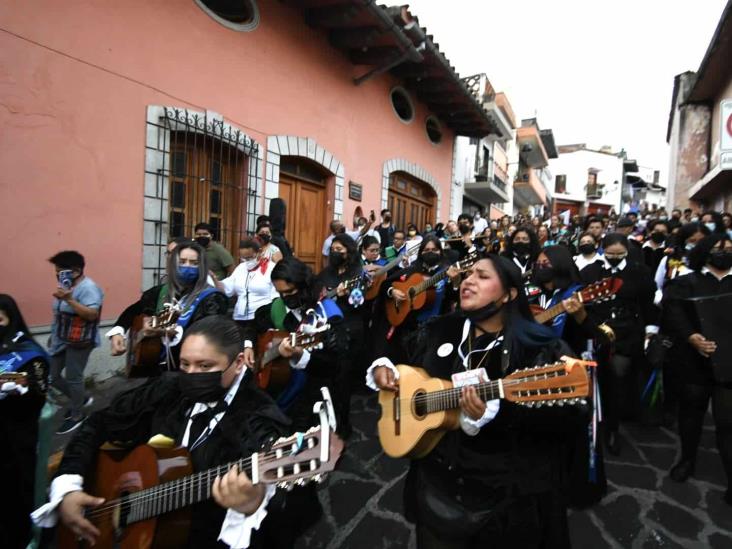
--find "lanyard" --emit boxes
[457,319,504,370]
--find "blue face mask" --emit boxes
[177,265,199,284]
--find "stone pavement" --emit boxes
[50,377,731,548]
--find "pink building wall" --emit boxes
[0,0,455,325]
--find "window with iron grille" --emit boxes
[144,107,262,288]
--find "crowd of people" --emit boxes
[1,204,731,548]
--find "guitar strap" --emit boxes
[155,283,169,315]
[546,284,583,337]
[0,342,47,373]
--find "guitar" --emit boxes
[363,246,420,301]
[532,277,623,325]
[0,371,27,386]
[57,426,343,548]
[255,329,326,390]
[385,252,479,327]
[378,360,590,458]
[126,305,181,378]
[322,274,363,300]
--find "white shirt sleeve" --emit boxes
[365,357,398,391]
[31,474,84,527]
[217,484,276,548]
[105,325,126,339]
[290,349,311,370]
[459,399,500,436]
[220,267,242,298]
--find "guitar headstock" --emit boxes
[293,330,327,352]
[579,277,623,304]
[157,303,182,328]
[455,251,480,272]
[0,371,28,386]
[503,361,589,408]
[259,426,344,489]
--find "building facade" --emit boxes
[513,118,557,217]
[667,0,732,211]
[1,0,500,332]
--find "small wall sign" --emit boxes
[349,181,363,201]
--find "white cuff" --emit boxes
[459,399,500,436]
[217,484,276,548]
[365,357,398,391]
[31,474,84,527]
[163,325,184,348]
[653,289,663,306]
[290,349,310,370]
[105,326,126,339]
[243,340,253,349]
[645,325,660,335]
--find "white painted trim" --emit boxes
[382,158,443,221]
[194,0,260,32]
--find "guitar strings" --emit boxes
[83,448,291,521]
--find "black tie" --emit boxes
[187,400,227,448]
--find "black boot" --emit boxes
[669,459,695,482]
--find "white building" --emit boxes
[549,144,623,217]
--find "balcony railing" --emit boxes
[493,175,506,192]
[494,163,508,183]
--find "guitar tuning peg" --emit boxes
[580,399,587,405]
[295,478,306,486]
[557,400,565,407]
[547,401,555,407]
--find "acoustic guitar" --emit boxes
[0,371,27,386]
[532,277,623,325]
[57,425,343,548]
[126,305,181,378]
[363,246,420,301]
[378,360,590,459]
[255,329,326,390]
[385,252,479,327]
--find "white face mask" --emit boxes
[705,222,716,233]
[242,258,259,270]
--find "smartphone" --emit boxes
[58,270,74,290]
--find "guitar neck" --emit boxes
[421,380,503,414]
[105,455,257,525]
[534,291,583,324]
[413,268,448,296]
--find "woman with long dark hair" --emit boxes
[580,233,659,455]
[501,226,540,276]
[0,294,49,548]
[369,253,584,548]
[662,234,732,505]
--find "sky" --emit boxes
[406,0,729,187]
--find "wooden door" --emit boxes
[279,174,326,273]
[387,173,435,232]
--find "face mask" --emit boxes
[337,226,346,234]
[243,258,259,271]
[177,265,199,284]
[708,251,732,271]
[579,243,596,256]
[383,215,392,222]
[0,325,8,341]
[178,369,228,403]
[329,252,346,268]
[282,293,302,310]
[513,242,530,257]
[650,232,666,244]
[195,236,211,248]
[606,256,625,268]
[425,227,433,233]
[258,233,271,244]
[421,252,440,267]
[408,230,417,237]
[465,297,505,322]
[659,216,668,221]
[705,223,716,233]
[458,224,471,235]
[684,242,696,252]
[532,267,554,285]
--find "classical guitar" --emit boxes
[0,371,27,386]
[385,252,479,327]
[378,360,590,459]
[255,329,326,390]
[57,425,343,548]
[532,277,623,325]
[322,274,363,300]
[126,305,181,378]
[363,246,420,301]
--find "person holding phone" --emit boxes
[48,251,104,434]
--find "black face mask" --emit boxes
[578,243,596,256]
[606,256,625,268]
[650,232,666,244]
[0,325,8,342]
[465,298,505,322]
[329,252,346,269]
[421,252,440,267]
[513,242,531,257]
[195,236,211,248]
[258,233,271,244]
[178,369,228,403]
[282,293,302,310]
[459,223,472,235]
[708,251,732,271]
[532,266,555,285]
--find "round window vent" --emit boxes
[390,87,414,123]
[425,116,442,144]
[195,0,259,31]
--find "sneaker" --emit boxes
[63,397,94,420]
[56,415,86,435]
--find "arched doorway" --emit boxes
[278,157,329,272]
[387,171,436,232]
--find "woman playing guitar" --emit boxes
[368,253,586,548]
[33,316,304,548]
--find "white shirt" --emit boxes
[472,216,488,236]
[32,368,274,548]
[701,266,732,281]
[574,252,603,272]
[322,230,362,256]
[220,261,279,321]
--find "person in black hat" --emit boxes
[616,217,642,263]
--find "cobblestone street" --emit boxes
[51,378,731,548]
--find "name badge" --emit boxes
[451,367,488,388]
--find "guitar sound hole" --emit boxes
[412,390,427,418]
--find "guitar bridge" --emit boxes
[393,391,400,436]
